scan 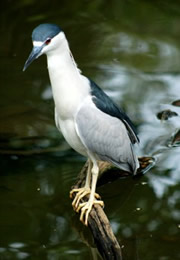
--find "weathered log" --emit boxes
[71,157,155,260]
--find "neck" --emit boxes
[46,36,90,119]
[47,37,81,83]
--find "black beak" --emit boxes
[23,46,43,71]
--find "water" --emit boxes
[0,0,180,259]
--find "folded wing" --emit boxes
[75,97,139,174]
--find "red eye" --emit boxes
[45,38,51,45]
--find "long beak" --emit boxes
[23,46,43,71]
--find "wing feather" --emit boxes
[90,80,139,144]
[75,97,139,174]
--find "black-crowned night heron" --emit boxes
[23,23,139,226]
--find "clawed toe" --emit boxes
[79,199,105,226]
[70,187,104,226]
[70,187,91,211]
[70,187,102,212]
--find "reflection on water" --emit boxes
[0,0,180,259]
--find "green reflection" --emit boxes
[0,0,180,259]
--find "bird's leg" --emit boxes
[71,160,92,208]
[85,159,92,188]
[70,160,101,211]
[78,160,104,226]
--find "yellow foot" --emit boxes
[78,199,104,226]
[70,187,101,211]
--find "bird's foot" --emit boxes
[70,187,101,211]
[77,198,104,226]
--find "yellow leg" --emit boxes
[70,159,104,225]
[79,160,104,226]
[70,160,100,211]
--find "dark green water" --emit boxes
[0,0,180,259]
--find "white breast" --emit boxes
[55,108,88,156]
[46,38,91,156]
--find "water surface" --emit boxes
[0,0,180,259]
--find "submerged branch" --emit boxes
[71,157,155,260]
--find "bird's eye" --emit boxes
[45,38,51,45]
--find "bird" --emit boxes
[23,23,139,226]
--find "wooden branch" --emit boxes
[71,157,155,260]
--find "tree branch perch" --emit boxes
[71,157,155,260]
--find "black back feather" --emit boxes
[90,80,139,144]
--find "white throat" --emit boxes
[45,33,90,120]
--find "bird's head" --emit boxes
[23,23,63,71]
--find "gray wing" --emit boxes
[75,98,139,174]
[89,80,139,144]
